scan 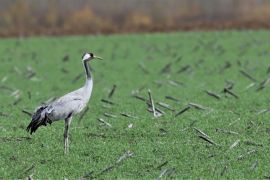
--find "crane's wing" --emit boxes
[26,88,87,134]
[46,90,87,120]
[26,105,50,134]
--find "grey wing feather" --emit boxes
[26,90,86,134]
[46,90,86,120]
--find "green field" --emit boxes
[0,31,270,179]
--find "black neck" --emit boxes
[83,60,92,80]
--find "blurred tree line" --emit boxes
[0,0,270,36]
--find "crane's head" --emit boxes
[82,52,103,61]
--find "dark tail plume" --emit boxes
[26,106,52,134]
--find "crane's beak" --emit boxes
[94,55,103,60]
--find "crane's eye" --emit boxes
[89,53,94,57]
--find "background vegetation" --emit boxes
[1,0,270,37]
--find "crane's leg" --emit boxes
[64,116,73,154]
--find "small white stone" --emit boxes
[128,123,133,128]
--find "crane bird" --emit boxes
[26,52,102,154]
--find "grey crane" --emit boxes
[26,52,102,154]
